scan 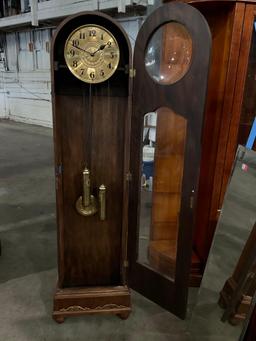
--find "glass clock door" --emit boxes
[128,2,211,319]
[138,108,187,281]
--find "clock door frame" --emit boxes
[128,2,211,319]
[51,12,132,322]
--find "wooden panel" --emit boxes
[208,3,245,223]
[152,193,181,223]
[57,94,126,287]
[154,155,184,193]
[221,4,256,202]
[53,285,131,323]
[151,109,186,240]
[151,222,178,240]
[149,240,177,276]
[155,108,187,155]
[149,108,186,281]
[148,240,202,282]
[192,2,245,263]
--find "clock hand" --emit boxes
[91,43,108,56]
[73,45,93,56]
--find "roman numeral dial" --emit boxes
[64,25,120,84]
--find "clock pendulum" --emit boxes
[64,24,120,219]
[75,82,100,219]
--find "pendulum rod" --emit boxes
[87,83,93,170]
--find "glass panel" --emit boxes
[189,145,256,339]
[144,22,192,85]
[138,108,187,280]
[238,19,256,150]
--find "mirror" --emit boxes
[137,108,187,280]
[144,22,192,85]
[189,145,256,339]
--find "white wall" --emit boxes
[0,17,141,127]
[2,71,52,126]
[0,28,52,126]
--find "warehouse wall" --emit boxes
[0,28,52,126]
[0,17,141,127]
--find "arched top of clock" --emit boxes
[133,2,211,118]
[51,11,131,71]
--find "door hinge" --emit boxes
[123,260,129,268]
[56,164,63,176]
[126,172,132,182]
[54,61,59,71]
[129,68,136,78]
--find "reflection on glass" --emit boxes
[188,146,256,339]
[138,108,187,280]
[145,22,192,85]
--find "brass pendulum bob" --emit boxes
[76,168,106,220]
[76,168,97,216]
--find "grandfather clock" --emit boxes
[51,3,211,322]
[51,12,132,323]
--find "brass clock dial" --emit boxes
[64,25,120,84]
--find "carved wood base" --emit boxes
[53,284,131,322]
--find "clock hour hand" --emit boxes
[91,43,108,56]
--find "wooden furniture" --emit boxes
[219,223,256,325]
[128,3,211,319]
[51,3,211,322]
[165,0,256,285]
[51,12,132,322]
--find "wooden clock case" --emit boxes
[51,2,211,321]
[51,12,132,323]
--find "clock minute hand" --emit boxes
[73,45,93,56]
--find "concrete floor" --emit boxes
[0,120,247,341]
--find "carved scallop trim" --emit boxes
[59,304,127,312]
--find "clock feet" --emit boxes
[117,311,130,320]
[53,315,65,324]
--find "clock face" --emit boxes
[64,25,120,84]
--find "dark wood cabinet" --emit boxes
[165,0,256,284]
[51,3,211,321]
[51,12,132,322]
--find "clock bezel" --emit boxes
[64,24,120,84]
